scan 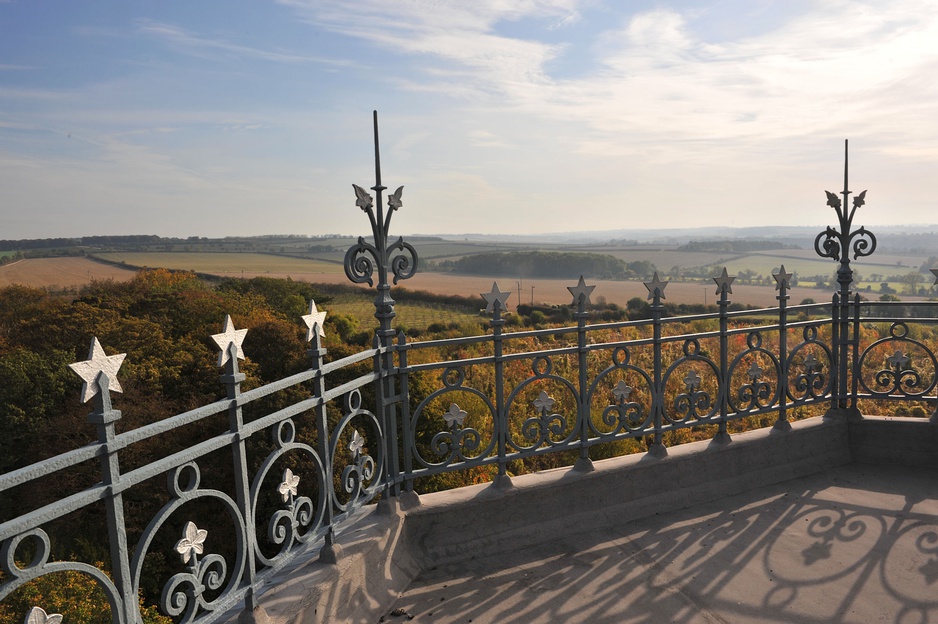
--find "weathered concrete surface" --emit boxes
[849,415,938,468]
[232,416,937,623]
[387,462,938,623]
[234,509,420,624]
[402,417,852,570]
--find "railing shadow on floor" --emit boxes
[390,463,938,624]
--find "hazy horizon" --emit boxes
[6,222,938,246]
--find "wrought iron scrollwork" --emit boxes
[787,325,833,403]
[163,521,228,621]
[1,529,124,621]
[588,347,653,437]
[728,332,781,413]
[411,366,497,468]
[856,322,938,398]
[664,340,720,423]
[602,380,645,431]
[521,391,568,447]
[343,111,418,334]
[130,461,247,624]
[505,357,579,451]
[813,158,877,272]
[430,403,482,459]
[249,418,326,567]
[330,390,383,513]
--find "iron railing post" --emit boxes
[570,276,595,472]
[829,292,841,414]
[774,266,792,431]
[714,268,733,444]
[374,331,401,515]
[645,273,668,458]
[850,293,862,413]
[397,330,417,498]
[490,295,511,490]
[219,342,258,613]
[308,330,340,564]
[88,374,135,624]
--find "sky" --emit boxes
[1,0,938,240]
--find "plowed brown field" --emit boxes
[0,258,136,289]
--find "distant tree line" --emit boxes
[441,251,656,280]
[0,235,163,250]
[677,240,800,252]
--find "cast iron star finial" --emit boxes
[567,275,596,306]
[68,337,126,403]
[211,314,248,366]
[713,267,735,295]
[302,299,327,342]
[774,265,792,291]
[482,282,511,313]
[643,272,668,301]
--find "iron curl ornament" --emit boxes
[344,111,418,334]
[814,140,877,294]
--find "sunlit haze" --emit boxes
[2,0,937,239]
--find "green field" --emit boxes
[326,293,480,332]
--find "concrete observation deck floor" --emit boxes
[384,463,938,624]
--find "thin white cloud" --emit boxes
[280,0,576,93]
[135,20,358,67]
[548,9,582,30]
[283,0,938,158]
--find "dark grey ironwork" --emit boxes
[4,131,938,624]
[814,140,877,416]
[344,110,417,513]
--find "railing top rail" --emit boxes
[0,445,103,494]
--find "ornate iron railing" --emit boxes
[2,128,937,623]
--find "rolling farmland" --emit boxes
[4,242,931,313]
[93,252,344,276]
[0,257,136,289]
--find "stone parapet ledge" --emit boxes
[230,416,866,623]
[403,416,852,569]
[848,415,938,467]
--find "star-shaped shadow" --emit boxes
[302,299,327,342]
[211,314,248,366]
[482,282,511,313]
[567,275,596,306]
[68,337,126,403]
